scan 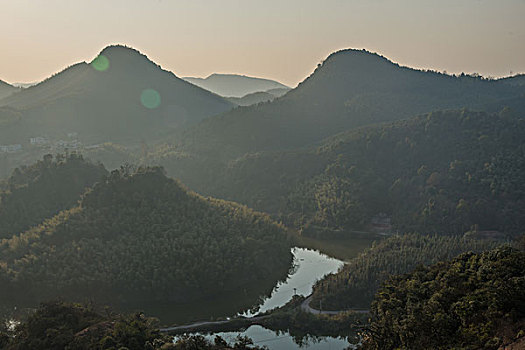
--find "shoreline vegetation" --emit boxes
[159,294,367,337]
[3,241,523,350]
[0,298,366,349]
[0,301,267,349]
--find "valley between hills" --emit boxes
[0,45,524,350]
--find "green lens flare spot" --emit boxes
[140,89,161,109]
[91,55,109,71]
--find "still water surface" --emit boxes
[191,325,356,350]
[150,247,344,324]
[179,248,353,349]
[242,247,344,316]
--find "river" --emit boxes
[242,247,344,316]
[176,247,356,349]
[182,325,356,349]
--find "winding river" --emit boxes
[177,248,355,349]
[242,247,344,316]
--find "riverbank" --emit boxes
[161,295,368,339]
[292,231,381,262]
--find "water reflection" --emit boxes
[242,248,344,316]
[181,325,356,350]
[144,248,343,325]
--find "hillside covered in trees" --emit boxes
[169,49,525,159]
[0,167,292,314]
[0,301,263,349]
[226,88,289,106]
[284,109,525,235]
[310,234,502,310]
[161,109,525,237]
[362,246,525,350]
[0,153,107,239]
[0,45,234,145]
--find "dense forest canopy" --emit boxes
[0,166,292,314]
[0,301,263,349]
[0,153,107,239]
[168,49,525,159]
[144,50,525,241]
[310,234,502,310]
[362,246,525,350]
[286,108,525,235]
[159,109,525,236]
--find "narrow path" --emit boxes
[160,295,370,333]
[160,315,269,333]
[300,295,369,315]
[160,295,369,333]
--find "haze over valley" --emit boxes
[1,1,524,349]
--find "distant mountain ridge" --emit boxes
[0,45,234,145]
[226,87,290,106]
[184,73,290,97]
[173,49,525,158]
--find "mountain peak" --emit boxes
[0,45,233,144]
[91,45,156,71]
[98,44,142,57]
[321,48,394,69]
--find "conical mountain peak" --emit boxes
[97,44,144,59]
[0,45,233,145]
[91,44,158,72]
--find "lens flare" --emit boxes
[91,55,109,71]
[140,89,161,109]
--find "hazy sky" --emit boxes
[1,0,524,86]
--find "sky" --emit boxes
[0,0,524,87]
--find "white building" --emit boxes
[0,144,22,153]
[30,137,48,145]
[56,140,81,149]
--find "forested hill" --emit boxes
[226,89,289,106]
[0,153,107,239]
[363,246,525,350]
[180,109,525,236]
[0,45,234,145]
[0,301,265,349]
[0,167,292,312]
[310,234,501,310]
[173,49,525,158]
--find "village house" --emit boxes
[30,137,48,145]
